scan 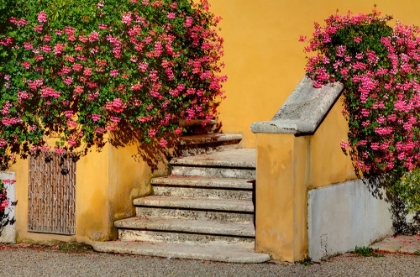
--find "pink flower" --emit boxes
[64,110,73,118]
[89,31,100,42]
[353,36,362,43]
[131,83,143,91]
[110,69,119,77]
[38,11,47,23]
[185,16,193,27]
[110,116,121,123]
[68,138,77,147]
[54,146,65,154]
[340,140,350,149]
[148,129,156,138]
[62,77,73,86]
[91,114,101,122]
[167,12,176,19]
[139,62,148,72]
[122,12,132,25]
[74,86,84,94]
[67,120,77,130]
[159,139,168,147]
[73,64,83,71]
[83,67,92,76]
[95,127,105,134]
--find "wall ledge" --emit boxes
[251,76,343,135]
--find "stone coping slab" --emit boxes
[370,235,420,254]
[251,76,343,135]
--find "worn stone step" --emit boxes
[153,186,252,200]
[151,176,254,189]
[115,216,254,237]
[179,133,242,146]
[133,196,254,213]
[92,241,271,263]
[118,229,255,245]
[135,207,254,223]
[171,148,256,168]
[171,166,255,179]
[177,134,242,156]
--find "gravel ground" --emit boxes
[0,247,419,277]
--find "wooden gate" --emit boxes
[28,152,76,235]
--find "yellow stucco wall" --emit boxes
[255,134,309,261]
[309,98,357,188]
[209,0,420,147]
[10,141,162,243]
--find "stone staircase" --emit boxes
[93,128,270,263]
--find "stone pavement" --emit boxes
[370,235,420,254]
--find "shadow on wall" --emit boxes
[109,123,176,173]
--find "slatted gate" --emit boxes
[28,152,76,235]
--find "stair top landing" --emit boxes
[171,148,256,168]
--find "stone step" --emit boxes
[171,166,255,179]
[153,186,252,200]
[133,196,254,213]
[171,148,256,168]
[135,207,254,223]
[118,229,255,245]
[177,134,242,156]
[115,216,255,237]
[151,176,254,189]
[179,119,217,135]
[179,133,242,146]
[92,241,271,263]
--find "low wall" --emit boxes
[308,180,392,262]
[252,77,393,261]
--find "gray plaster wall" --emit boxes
[0,171,16,243]
[308,179,392,262]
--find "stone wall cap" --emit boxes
[251,76,343,135]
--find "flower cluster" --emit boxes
[0,181,7,214]
[0,180,9,234]
[0,0,226,167]
[302,10,420,179]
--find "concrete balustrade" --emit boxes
[251,76,392,262]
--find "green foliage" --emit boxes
[354,246,384,257]
[390,169,420,214]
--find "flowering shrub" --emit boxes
[0,0,226,168]
[302,10,420,230]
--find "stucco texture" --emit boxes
[208,0,420,147]
[9,141,166,243]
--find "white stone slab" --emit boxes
[308,179,392,262]
[0,171,16,243]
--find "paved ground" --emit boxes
[0,242,419,277]
[371,234,420,254]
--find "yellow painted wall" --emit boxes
[309,98,357,188]
[10,140,164,243]
[209,0,420,147]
